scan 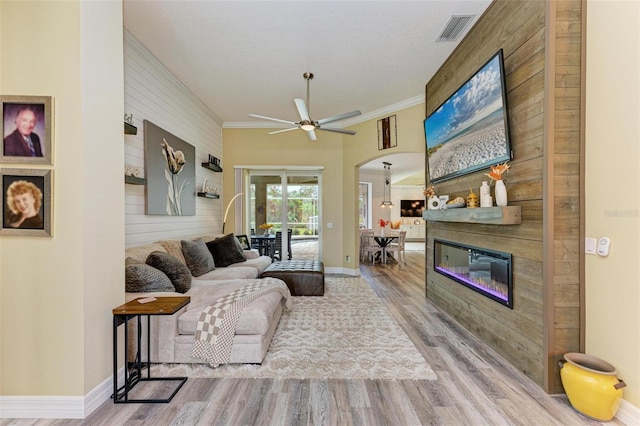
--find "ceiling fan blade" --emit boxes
[316,110,362,125]
[294,98,311,122]
[249,113,296,125]
[268,127,299,135]
[317,127,357,136]
[306,129,317,141]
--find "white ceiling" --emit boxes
[123,0,492,182]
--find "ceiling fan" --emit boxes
[249,72,362,141]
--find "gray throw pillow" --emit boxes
[206,233,247,267]
[125,257,175,293]
[146,251,192,293]
[181,238,215,277]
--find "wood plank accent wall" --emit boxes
[545,0,585,394]
[424,0,584,393]
[124,30,224,247]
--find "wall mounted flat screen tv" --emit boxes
[424,49,512,184]
[400,200,425,217]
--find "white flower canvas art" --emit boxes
[144,120,195,216]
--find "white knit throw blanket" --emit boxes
[192,277,292,367]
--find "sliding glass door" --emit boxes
[249,171,320,261]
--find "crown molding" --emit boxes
[223,94,425,129]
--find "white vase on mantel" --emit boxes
[495,180,508,207]
[380,227,385,237]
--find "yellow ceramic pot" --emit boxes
[559,352,626,421]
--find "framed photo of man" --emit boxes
[1,95,53,165]
[1,168,53,237]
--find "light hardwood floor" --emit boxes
[2,250,626,425]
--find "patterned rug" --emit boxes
[152,277,436,380]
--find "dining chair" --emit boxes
[361,231,382,264]
[359,229,374,262]
[271,231,283,261]
[249,228,260,250]
[386,230,407,263]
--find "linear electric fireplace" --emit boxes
[433,239,513,308]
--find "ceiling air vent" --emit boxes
[437,15,474,42]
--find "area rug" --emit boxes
[151,277,436,380]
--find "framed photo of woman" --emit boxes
[1,168,52,237]
[1,95,54,165]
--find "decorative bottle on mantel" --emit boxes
[495,180,508,207]
[480,181,491,207]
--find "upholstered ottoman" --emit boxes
[260,260,324,296]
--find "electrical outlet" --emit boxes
[346,255,351,262]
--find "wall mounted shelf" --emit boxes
[201,162,222,172]
[197,192,220,199]
[422,206,521,225]
[124,122,137,135]
[124,175,146,185]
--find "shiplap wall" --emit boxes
[124,30,223,247]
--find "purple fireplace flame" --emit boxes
[434,239,513,308]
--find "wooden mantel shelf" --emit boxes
[422,206,521,225]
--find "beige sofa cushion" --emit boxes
[192,266,257,280]
[178,285,283,335]
[126,243,167,263]
[228,255,272,274]
[158,239,187,264]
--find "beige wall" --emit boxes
[343,105,426,266]
[222,128,346,269]
[0,1,124,399]
[585,0,640,406]
[223,103,425,271]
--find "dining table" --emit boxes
[250,234,276,257]
[373,233,398,264]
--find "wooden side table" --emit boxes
[112,296,190,403]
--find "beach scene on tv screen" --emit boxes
[426,53,508,182]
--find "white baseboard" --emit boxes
[615,399,640,425]
[0,369,121,419]
[325,266,360,276]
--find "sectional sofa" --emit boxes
[124,233,291,365]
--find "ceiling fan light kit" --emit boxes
[249,72,361,141]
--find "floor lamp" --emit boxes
[222,192,243,234]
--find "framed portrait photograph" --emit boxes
[1,168,53,237]
[1,95,54,165]
[377,115,397,150]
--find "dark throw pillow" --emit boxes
[125,257,175,293]
[206,233,247,267]
[181,238,215,277]
[146,251,192,293]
